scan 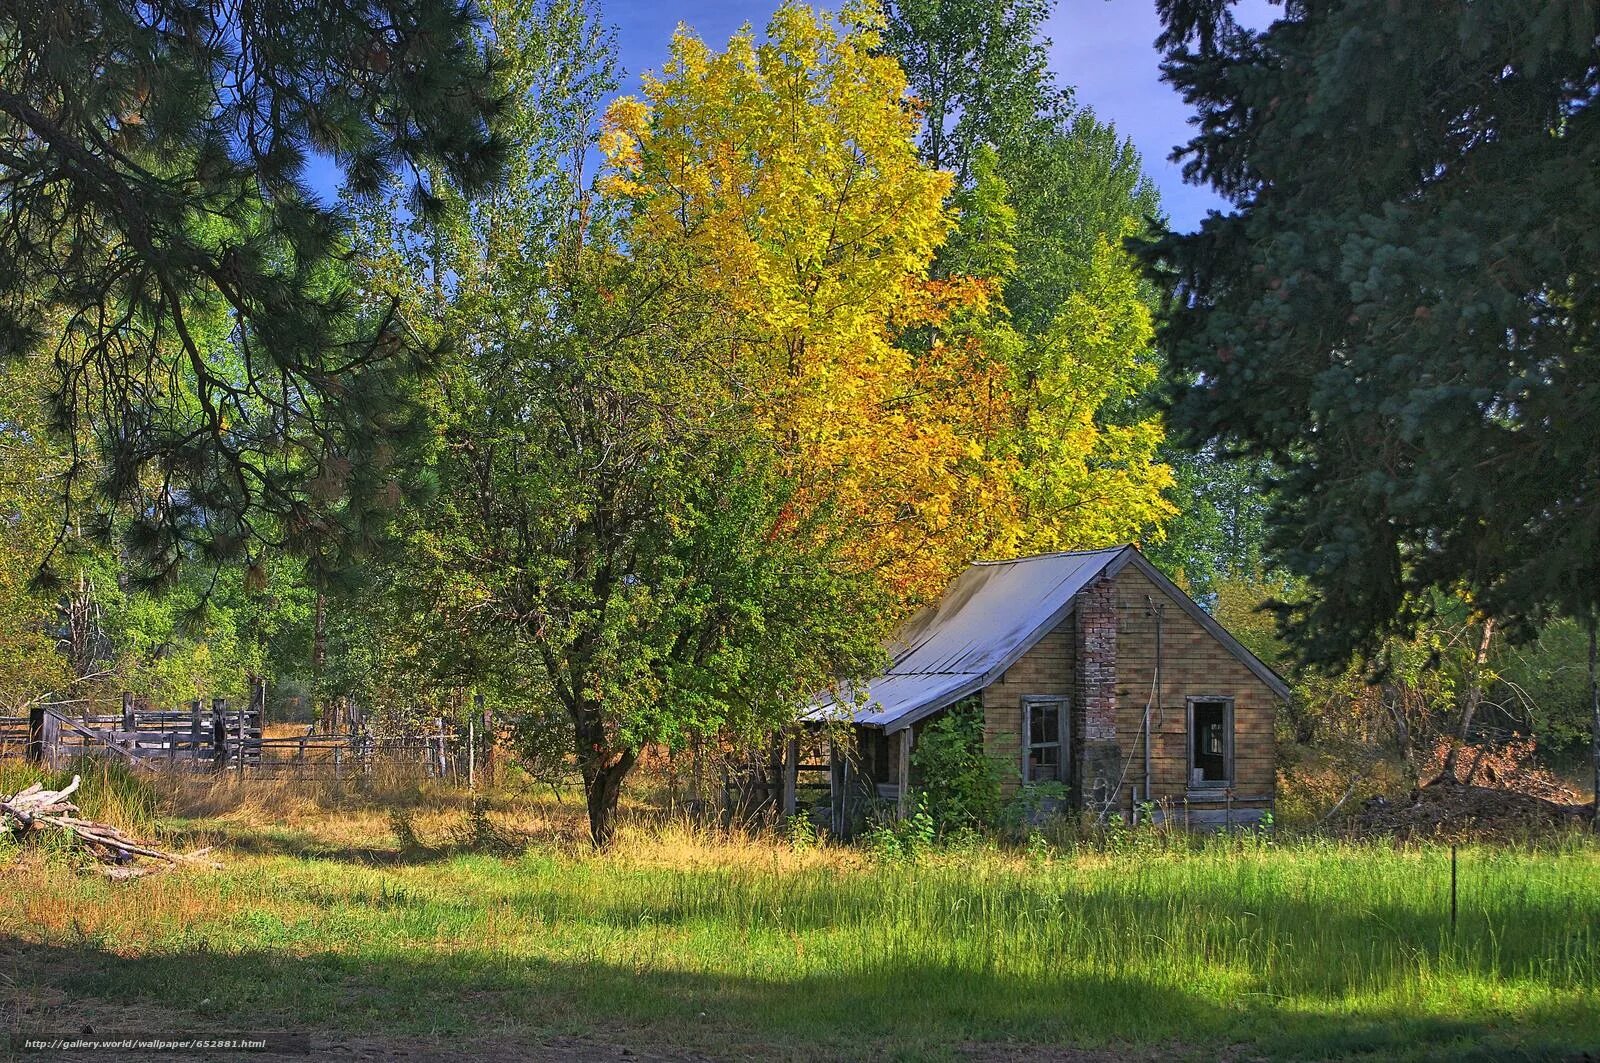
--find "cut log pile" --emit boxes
[0,775,216,879]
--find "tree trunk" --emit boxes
[572,699,637,848]
[582,747,637,849]
[1440,617,1495,784]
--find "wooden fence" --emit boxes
[3,685,488,785]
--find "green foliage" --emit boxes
[1491,620,1596,764]
[783,814,820,852]
[863,805,935,862]
[882,0,1055,184]
[884,0,1175,555]
[354,0,896,846]
[1147,0,1600,662]
[0,0,505,588]
[1002,778,1070,834]
[1145,446,1273,601]
[909,701,1004,831]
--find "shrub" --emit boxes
[909,700,1005,832]
[999,778,1070,836]
[864,805,935,862]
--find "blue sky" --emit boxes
[600,0,1279,232]
[309,1,1275,231]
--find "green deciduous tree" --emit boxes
[884,0,1174,556]
[881,0,1053,185]
[354,0,893,847]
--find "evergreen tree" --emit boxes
[0,0,507,587]
[1146,0,1599,800]
[1147,0,1599,656]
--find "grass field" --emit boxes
[1,762,1597,1061]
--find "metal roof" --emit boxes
[805,547,1129,732]
[804,545,1290,733]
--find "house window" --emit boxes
[1187,697,1234,788]
[1022,696,1066,783]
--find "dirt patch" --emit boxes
[1352,780,1592,838]
[957,1040,1260,1063]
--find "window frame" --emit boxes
[1185,695,1235,790]
[1021,695,1068,785]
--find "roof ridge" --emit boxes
[971,544,1132,566]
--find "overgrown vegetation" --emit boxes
[908,700,1004,831]
[0,775,1595,1060]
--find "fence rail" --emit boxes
[5,684,486,785]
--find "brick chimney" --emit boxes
[1074,575,1120,814]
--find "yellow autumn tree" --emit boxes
[600,1,1018,600]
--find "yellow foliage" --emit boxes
[1005,232,1175,552]
[602,1,1019,600]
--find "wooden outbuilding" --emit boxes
[802,545,1289,827]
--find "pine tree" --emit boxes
[0,0,507,587]
[1146,0,1599,802]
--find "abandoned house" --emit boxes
[800,545,1290,827]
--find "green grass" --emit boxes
[2,780,1597,1060]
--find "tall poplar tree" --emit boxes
[883,0,1175,557]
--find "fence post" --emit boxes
[211,698,228,772]
[477,693,493,787]
[26,703,44,764]
[250,674,266,738]
[41,708,59,769]
[468,712,476,792]
[122,691,135,732]
[189,699,203,768]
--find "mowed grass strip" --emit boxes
[0,778,1596,1060]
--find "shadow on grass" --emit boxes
[157,813,538,868]
[0,935,1592,1062]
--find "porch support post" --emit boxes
[782,736,799,817]
[828,739,843,833]
[896,727,914,819]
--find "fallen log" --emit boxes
[1,774,217,873]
